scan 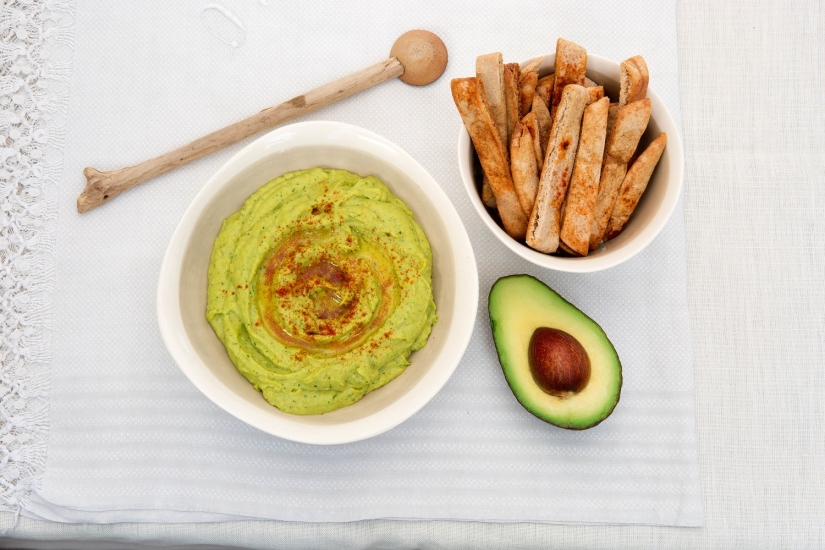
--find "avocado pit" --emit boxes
[528,327,590,397]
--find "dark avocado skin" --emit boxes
[488,274,622,430]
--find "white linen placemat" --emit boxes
[18,0,701,524]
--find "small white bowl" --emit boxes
[157,121,478,445]
[458,53,684,273]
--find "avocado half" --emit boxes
[489,275,622,430]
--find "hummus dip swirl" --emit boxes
[206,168,437,415]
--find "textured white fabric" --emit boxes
[0,0,75,518]
[2,0,824,547]
[4,0,705,529]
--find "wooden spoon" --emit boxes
[77,30,448,213]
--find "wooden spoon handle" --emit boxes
[77,57,405,213]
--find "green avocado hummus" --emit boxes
[206,168,437,415]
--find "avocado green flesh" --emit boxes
[489,275,622,430]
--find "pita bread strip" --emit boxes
[588,160,628,250]
[518,71,538,118]
[510,121,541,217]
[451,77,528,238]
[531,94,552,171]
[476,53,508,150]
[606,133,667,239]
[503,63,521,147]
[604,98,651,164]
[520,56,543,79]
[521,111,543,172]
[619,55,649,107]
[587,86,605,104]
[559,97,610,256]
[526,84,588,253]
[477,71,510,168]
[556,86,601,222]
[551,38,587,112]
[481,173,497,208]
[536,74,554,107]
[588,100,650,248]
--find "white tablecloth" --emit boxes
[2,0,824,547]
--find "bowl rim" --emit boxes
[457,52,684,273]
[157,120,479,445]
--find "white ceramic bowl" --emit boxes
[458,53,684,273]
[157,121,478,445]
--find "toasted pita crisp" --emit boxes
[550,38,587,114]
[531,94,552,170]
[478,80,509,167]
[548,84,603,153]
[535,74,554,107]
[559,97,610,256]
[587,86,605,104]
[520,56,543,79]
[588,161,628,250]
[604,99,651,163]
[519,71,538,118]
[510,121,541,216]
[619,55,649,107]
[451,78,528,238]
[481,173,497,208]
[588,99,651,249]
[503,63,521,147]
[476,53,508,151]
[521,111,542,170]
[481,62,520,211]
[526,84,588,253]
[606,133,667,239]
[603,102,621,170]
